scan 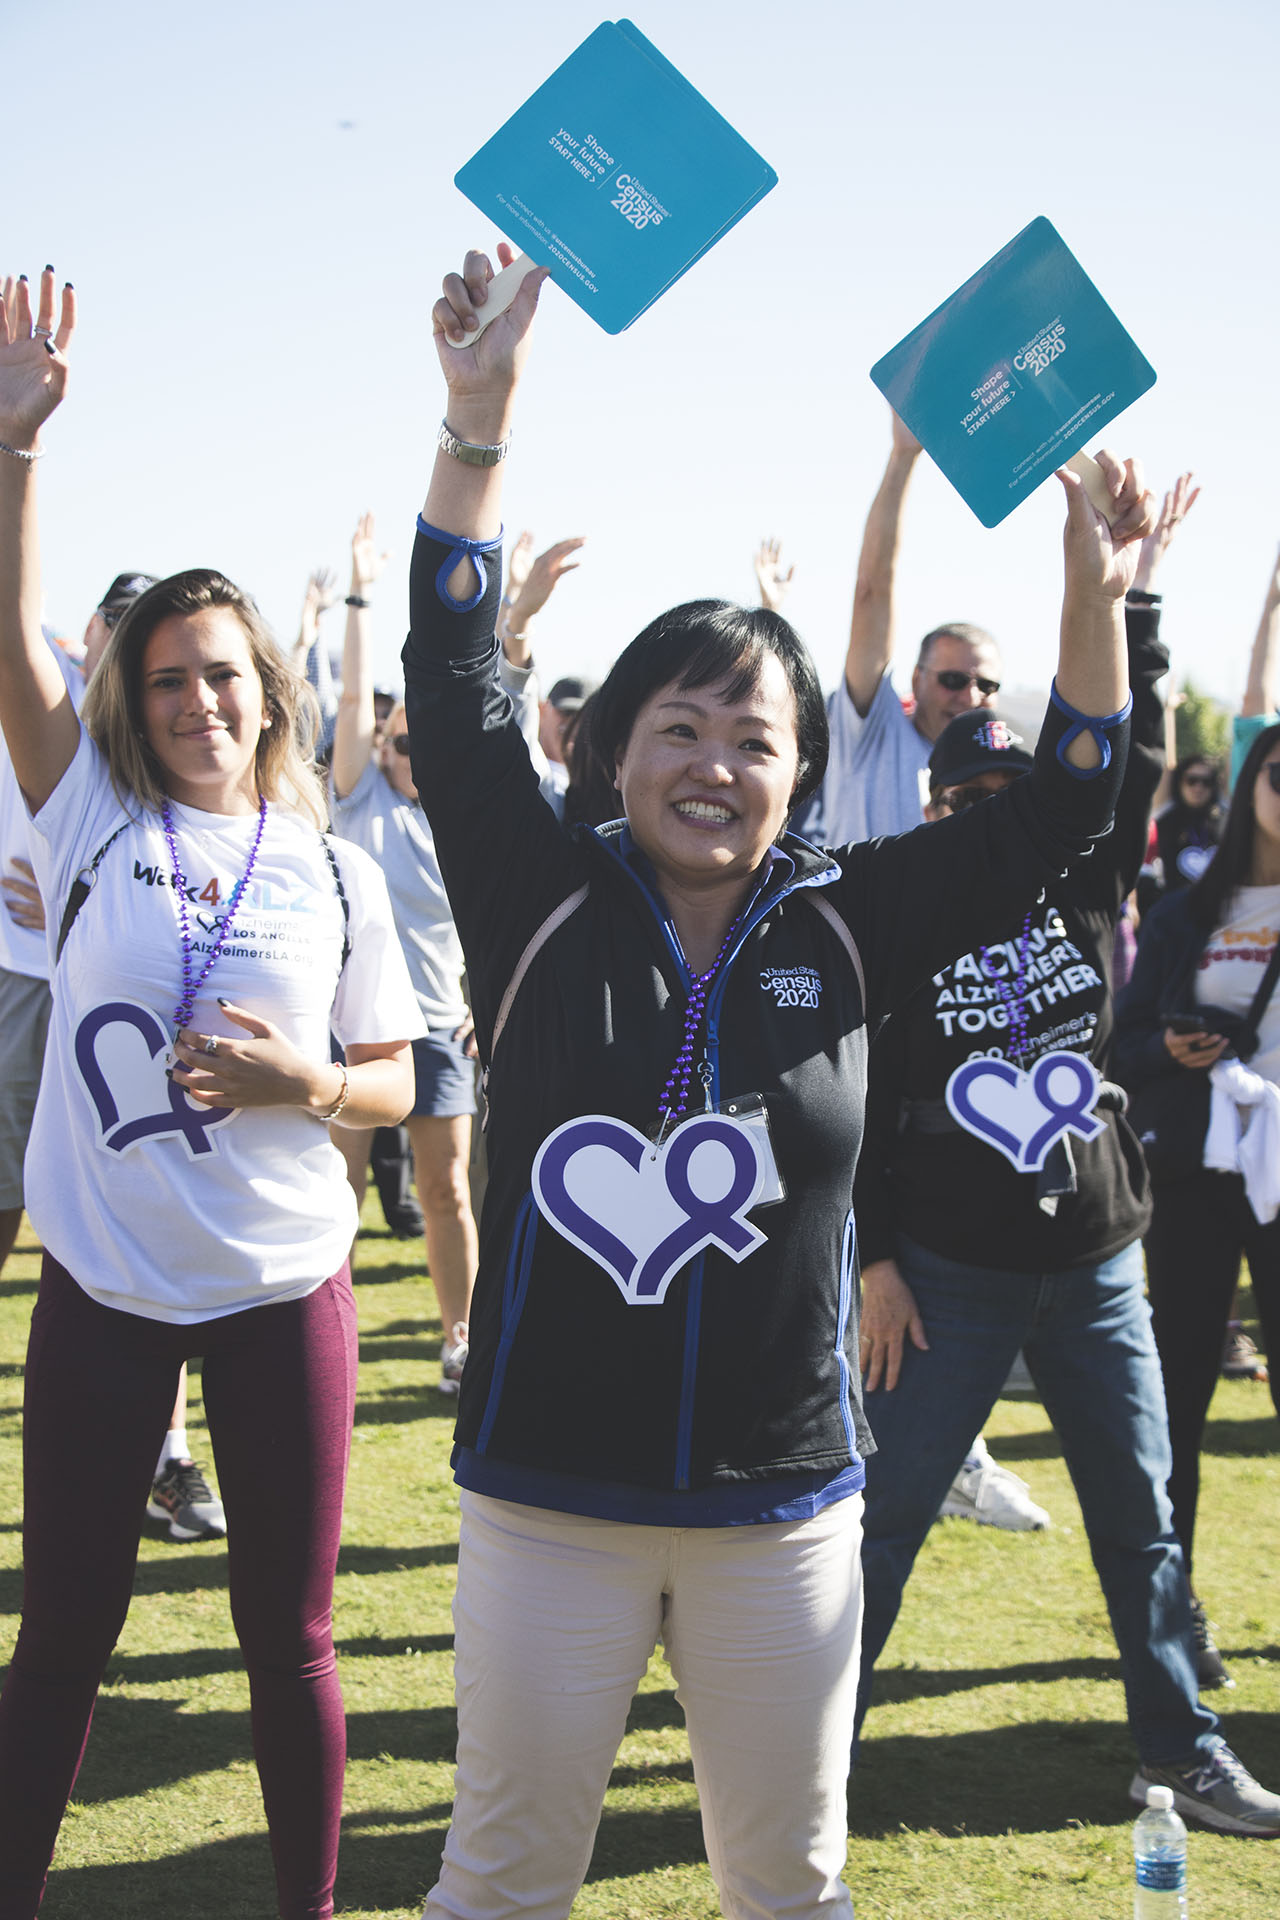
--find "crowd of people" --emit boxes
[0,248,1276,1920]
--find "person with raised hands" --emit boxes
[0,268,422,1920]
[399,244,1156,1918]
[327,509,480,1394]
[851,474,1280,1836]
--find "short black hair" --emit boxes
[586,599,828,817]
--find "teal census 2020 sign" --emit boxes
[455,20,777,335]
[870,218,1156,528]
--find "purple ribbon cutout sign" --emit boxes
[531,1112,768,1306]
[74,1000,235,1159]
[945,1048,1104,1172]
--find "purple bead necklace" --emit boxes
[979,910,1033,1065]
[655,906,751,1139]
[161,795,268,1037]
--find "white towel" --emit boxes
[1205,1059,1280,1224]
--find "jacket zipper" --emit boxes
[569,836,842,1489]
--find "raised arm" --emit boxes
[289,567,338,676]
[423,245,548,601]
[330,512,391,799]
[1242,541,1280,720]
[1053,450,1154,766]
[0,269,81,810]
[497,533,586,670]
[1130,472,1198,810]
[753,537,794,615]
[841,409,921,715]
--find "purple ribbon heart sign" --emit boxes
[532,1112,768,1306]
[945,1049,1105,1172]
[73,1000,235,1159]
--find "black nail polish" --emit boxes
[44,340,57,357]
[44,264,54,274]
[217,996,230,1006]
[64,282,74,291]
[17,275,27,284]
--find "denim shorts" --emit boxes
[411,1027,478,1119]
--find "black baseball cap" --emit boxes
[98,572,158,620]
[547,675,597,714]
[928,710,1034,791]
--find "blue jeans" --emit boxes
[856,1235,1219,1766]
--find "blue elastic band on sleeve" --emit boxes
[1049,680,1133,779]
[416,516,504,613]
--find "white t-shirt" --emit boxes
[329,759,467,1029]
[820,670,931,845]
[25,729,425,1322]
[1196,884,1280,1087]
[0,647,83,980]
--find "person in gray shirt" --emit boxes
[328,514,477,1395]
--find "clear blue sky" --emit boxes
[8,0,1277,707]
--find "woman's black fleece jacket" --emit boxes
[404,526,1128,1497]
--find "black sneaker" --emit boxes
[1190,1595,1234,1691]
[1130,1742,1280,1837]
[147,1458,227,1541]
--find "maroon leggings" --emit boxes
[0,1256,358,1920]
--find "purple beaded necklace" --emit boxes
[979,910,1033,1066]
[161,795,268,1037]
[655,905,752,1139]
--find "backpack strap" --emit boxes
[319,832,352,969]
[487,884,591,1073]
[55,821,131,965]
[807,893,867,1018]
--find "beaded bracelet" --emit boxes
[321,1061,350,1122]
[0,440,44,464]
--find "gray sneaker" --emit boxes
[147,1458,227,1542]
[1130,1742,1280,1837]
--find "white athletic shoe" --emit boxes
[439,1322,469,1397]
[938,1459,1050,1531]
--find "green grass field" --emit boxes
[1,1212,1276,1918]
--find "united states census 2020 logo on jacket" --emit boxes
[759,966,822,1008]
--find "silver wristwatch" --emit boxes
[437,418,512,468]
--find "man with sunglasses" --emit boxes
[793,410,1003,848]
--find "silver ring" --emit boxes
[203,1036,219,1056]
[32,327,52,340]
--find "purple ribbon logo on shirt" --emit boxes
[74,1001,234,1158]
[531,1112,768,1306]
[945,1048,1104,1172]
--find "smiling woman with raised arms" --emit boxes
[0,270,423,1920]
[401,247,1152,1920]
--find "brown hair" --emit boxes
[80,569,326,829]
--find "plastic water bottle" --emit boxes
[1133,1783,1188,1917]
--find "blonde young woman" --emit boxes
[0,269,422,1920]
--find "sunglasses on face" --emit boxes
[391,733,412,757]
[930,668,1001,696]
[97,604,126,629]
[936,785,996,814]
[1182,771,1212,788]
